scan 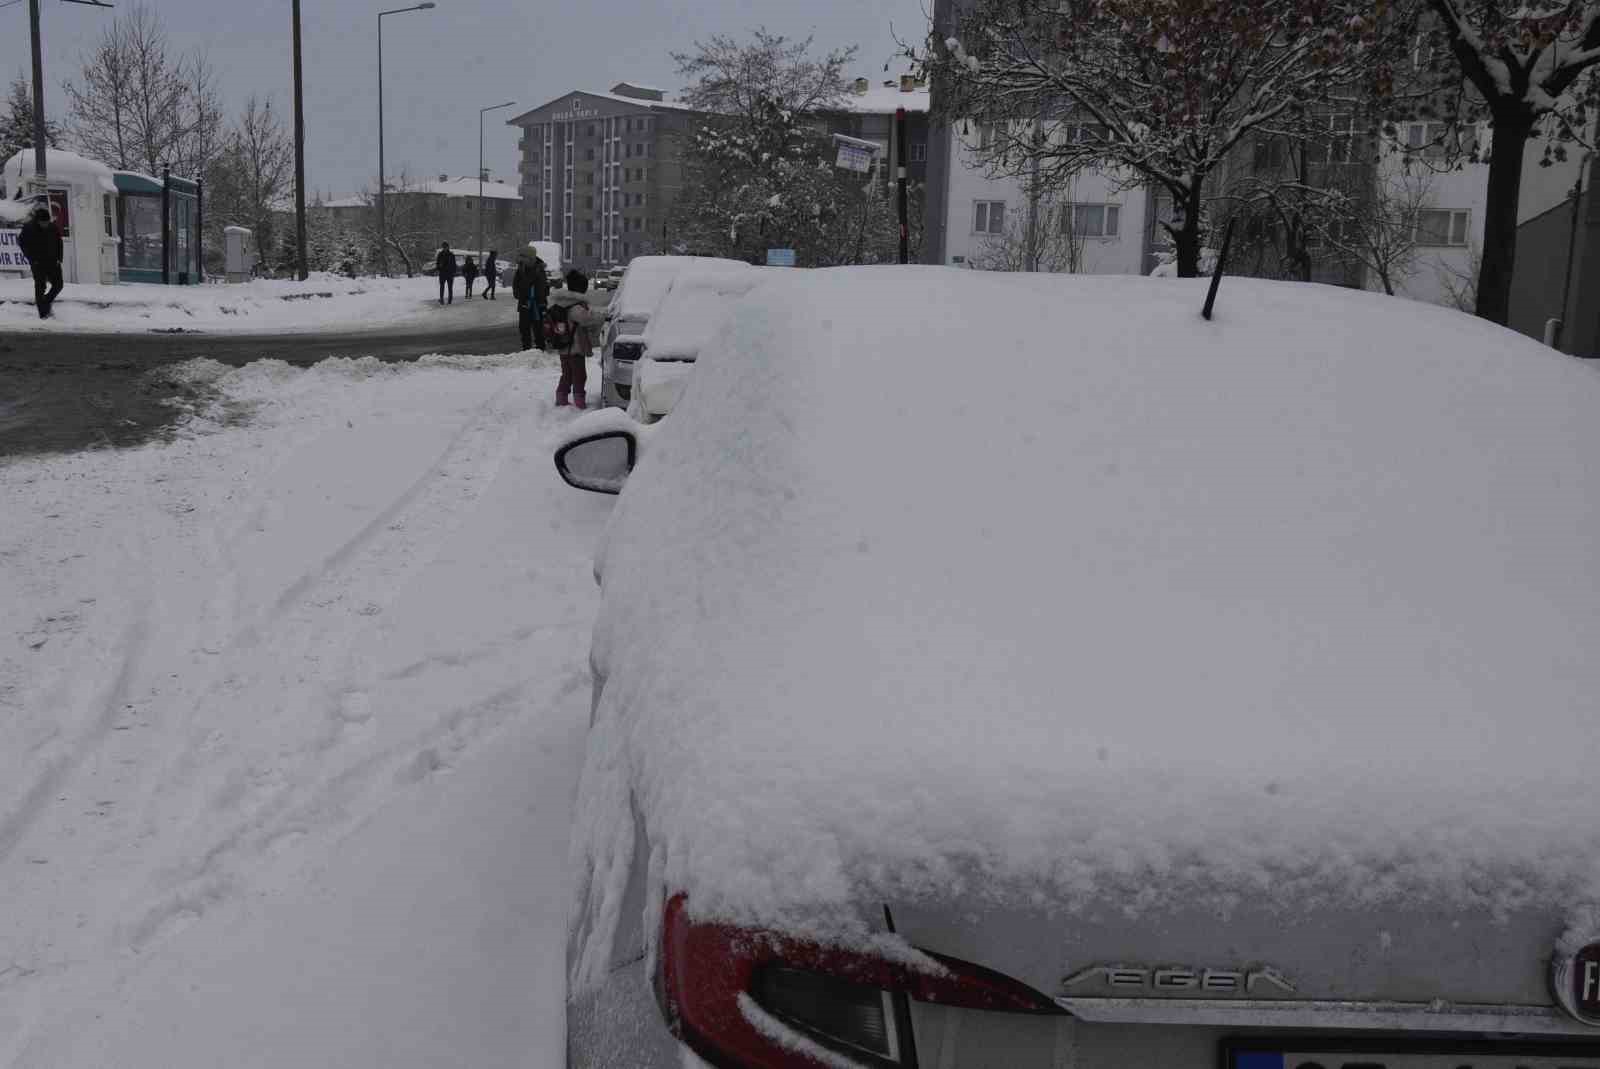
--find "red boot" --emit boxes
[555,386,570,407]
[572,389,586,410]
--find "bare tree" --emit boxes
[1407,0,1600,322]
[926,0,1417,276]
[970,186,1085,273]
[62,4,223,179]
[1322,168,1433,296]
[352,173,444,277]
[205,96,294,268]
[1436,241,1482,311]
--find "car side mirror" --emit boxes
[554,430,637,495]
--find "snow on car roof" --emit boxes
[612,256,750,320]
[641,271,767,360]
[577,268,1600,947]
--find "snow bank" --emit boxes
[576,268,1600,954]
[0,199,30,225]
[0,274,446,334]
[642,271,767,360]
[612,256,750,322]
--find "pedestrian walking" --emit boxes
[435,242,457,304]
[511,242,550,350]
[547,269,594,408]
[462,255,479,298]
[482,250,499,300]
[17,204,65,320]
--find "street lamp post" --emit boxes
[477,100,515,258]
[377,2,435,276]
[27,0,114,194]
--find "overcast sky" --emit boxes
[3,0,931,197]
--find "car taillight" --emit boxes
[658,893,1059,1068]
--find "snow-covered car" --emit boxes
[626,271,768,423]
[555,268,1600,1068]
[598,255,750,408]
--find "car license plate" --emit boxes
[1225,1039,1600,1069]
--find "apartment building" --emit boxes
[506,83,696,273]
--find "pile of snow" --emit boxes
[0,350,610,1066]
[611,255,750,324]
[0,199,30,225]
[575,269,1600,961]
[0,273,448,334]
[633,270,769,418]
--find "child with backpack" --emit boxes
[547,269,594,408]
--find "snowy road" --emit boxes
[0,353,611,1067]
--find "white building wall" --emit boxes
[1371,126,1489,307]
[940,132,1147,275]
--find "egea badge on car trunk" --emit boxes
[1554,941,1600,1025]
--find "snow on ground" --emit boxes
[0,351,610,1067]
[0,274,462,335]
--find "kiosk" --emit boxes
[1,148,120,285]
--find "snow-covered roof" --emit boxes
[832,84,931,115]
[573,268,1600,955]
[321,177,519,210]
[508,90,697,126]
[4,148,118,193]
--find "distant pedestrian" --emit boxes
[511,242,550,351]
[482,250,499,300]
[462,255,479,298]
[17,203,64,320]
[435,242,457,304]
[548,269,594,408]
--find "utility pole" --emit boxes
[478,100,516,257]
[378,3,436,277]
[292,0,308,280]
[896,107,909,264]
[28,0,47,189]
[27,0,114,196]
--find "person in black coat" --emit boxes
[462,255,479,298]
[435,242,457,304]
[17,204,65,320]
[482,250,499,300]
[511,245,551,350]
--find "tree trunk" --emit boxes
[1476,111,1532,325]
[1174,185,1204,277]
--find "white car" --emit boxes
[556,268,1600,1068]
[626,271,768,423]
[598,255,750,408]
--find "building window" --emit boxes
[585,194,594,210]
[1063,203,1120,238]
[586,123,596,136]
[1063,122,1109,145]
[1252,136,1286,172]
[1404,122,1453,159]
[1414,209,1470,246]
[973,200,1006,234]
[910,142,926,163]
[977,123,1002,150]
[585,147,595,161]
[637,191,646,207]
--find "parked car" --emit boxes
[626,271,768,423]
[556,267,1600,1068]
[598,255,750,408]
[595,267,625,292]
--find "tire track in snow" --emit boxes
[0,618,149,866]
[123,374,543,951]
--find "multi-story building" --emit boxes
[825,76,931,190]
[321,174,524,257]
[506,83,698,273]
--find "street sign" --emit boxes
[836,143,874,173]
[766,248,796,267]
[833,133,880,174]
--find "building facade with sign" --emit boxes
[506,83,699,273]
